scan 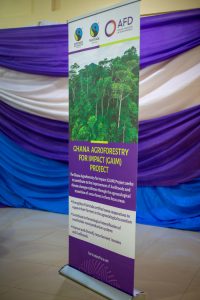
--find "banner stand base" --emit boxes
[59,265,146,300]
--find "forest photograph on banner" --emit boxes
[69,42,139,143]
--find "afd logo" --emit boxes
[74,28,83,41]
[105,17,133,37]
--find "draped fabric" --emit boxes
[138,105,200,185]
[1,132,199,230]
[0,101,69,161]
[139,46,200,120]
[140,9,200,68]
[0,9,200,230]
[137,178,200,231]
[1,100,200,185]
[0,67,68,121]
[0,133,68,214]
[0,24,69,77]
[0,9,199,76]
[0,44,199,122]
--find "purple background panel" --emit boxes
[69,236,134,295]
[69,141,138,211]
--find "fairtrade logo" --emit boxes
[90,23,99,37]
[74,28,83,41]
[105,20,116,37]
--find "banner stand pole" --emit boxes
[59,265,146,300]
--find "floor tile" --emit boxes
[0,288,79,300]
[135,259,199,285]
[0,208,33,230]
[182,291,200,300]
[22,210,68,229]
[188,267,200,288]
[36,229,68,247]
[135,224,169,257]
[13,266,106,299]
[0,258,50,286]
[135,279,184,300]
[1,208,200,300]
[0,226,56,248]
[1,241,67,267]
[182,267,200,300]
[137,229,200,268]
[0,286,9,295]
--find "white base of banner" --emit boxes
[59,265,145,300]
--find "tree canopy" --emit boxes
[69,46,139,143]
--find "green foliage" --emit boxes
[69,46,139,143]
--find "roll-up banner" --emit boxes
[60,1,142,299]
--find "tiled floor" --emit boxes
[0,208,199,300]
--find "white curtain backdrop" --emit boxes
[139,46,200,120]
[0,67,68,121]
[0,46,199,122]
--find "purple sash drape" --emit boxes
[1,100,199,186]
[0,9,199,76]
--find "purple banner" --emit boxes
[69,141,137,211]
[69,236,134,294]
[68,0,140,296]
[68,141,137,294]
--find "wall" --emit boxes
[0,0,199,29]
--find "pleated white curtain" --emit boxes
[0,46,199,122]
[139,46,200,120]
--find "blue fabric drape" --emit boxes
[0,133,68,214]
[1,133,199,230]
[137,179,200,230]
